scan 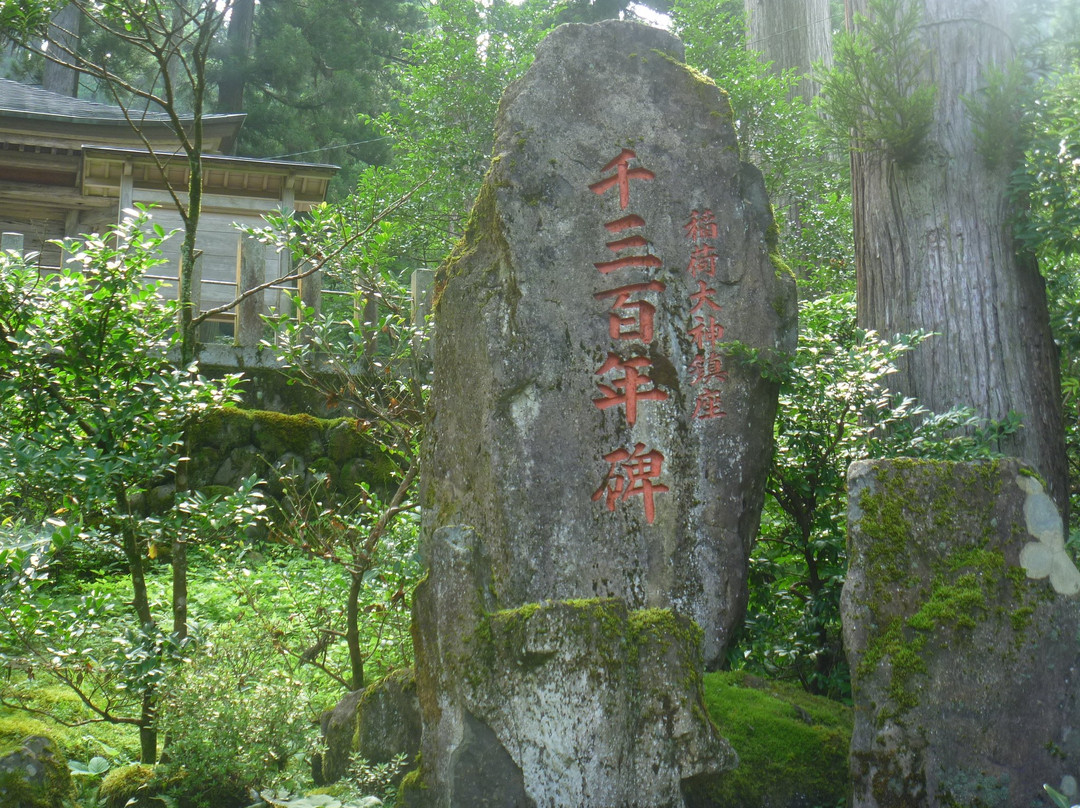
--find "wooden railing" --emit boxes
[2,231,434,353]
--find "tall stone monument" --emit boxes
[409,20,796,807]
[844,459,1080,807]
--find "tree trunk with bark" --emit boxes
[744,0,833,102]
[42,4,81,96]
[217,0,254,149]
[849,0,1068,512]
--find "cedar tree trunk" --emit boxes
[849,0,1068,512]
[744,0,833,102]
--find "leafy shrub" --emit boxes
[815,0,936,165]
[154,625,316,808]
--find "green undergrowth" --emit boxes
[0,682,140,763]
[691,670,851,808]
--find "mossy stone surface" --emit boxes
[410,526,733,807]
[98,764,156,808]
[0,736,71,808]
[186,408,399,507]
[843,459,1080,808]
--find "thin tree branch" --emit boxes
[190,173,433,328]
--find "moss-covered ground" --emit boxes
[0,681,139,762]
[690,670,851,808]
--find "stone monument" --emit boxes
[844,459,1080,807]
[409,19,796,807]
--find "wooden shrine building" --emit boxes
[0,77,338,345]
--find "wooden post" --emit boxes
[298,260,322,315]
[119,160,134,215]
[295,261,321,344]
[59,210,81,268]
[236,237,266,346]
[278,175,297,320]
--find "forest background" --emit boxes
[1,0,1079,805]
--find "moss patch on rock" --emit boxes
[98,764,156,808]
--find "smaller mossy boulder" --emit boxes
[99,765,191,808]
[312,689,365,786]
[98,764,156,808]
[0,735,72,808]
[686,671,852,808]
[312,669,421,787]
[355,668,421,770]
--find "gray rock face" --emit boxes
[312,689,364,785]
[423,19,795,670]
[843,459,1080,808]
[405,526,735,808]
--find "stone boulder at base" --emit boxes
[312,669,421,786]
[404,526,734,808]
[843,459,1080,807]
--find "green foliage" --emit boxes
[0,213,259,762]
[341,753,410,805]
[0,0,54,42]
[1001,58,1080,533]
[1045,783,1080,808]
[153,625,316,808]
[731,293,1020,698]
[274,752,410,807]
[0,214,223,521]
[964,61,1034,172]
[816,0,936,165]
[1013,65,1080,261]
[339,0,579,274]
[228,491,421,690]
[224,0,424,195]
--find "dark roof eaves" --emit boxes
[0,106,245,128]
[82,145,340,173]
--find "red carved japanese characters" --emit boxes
[592,443,670,524]
[684,208,718,242]
[687,243,718,278]
[692,388,726,420]
[683,208,726,420]
[589,148,655,210]
[595,281,666,343]
[689,353,728,386]
[594,354,669,426]
[590,149,670,521]
[689,316,725,350]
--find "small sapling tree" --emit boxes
[0,214,260,763]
